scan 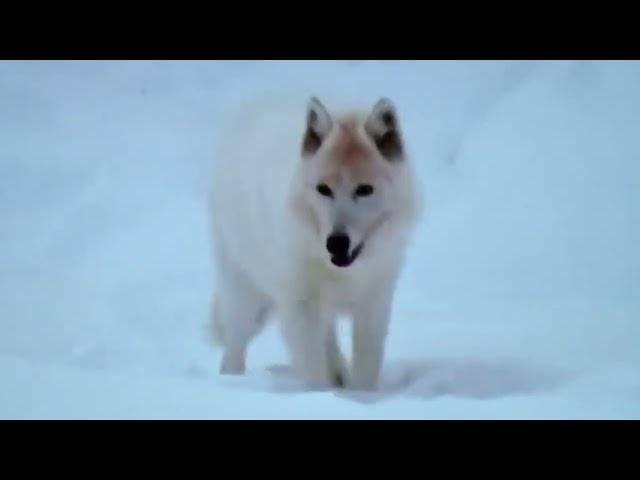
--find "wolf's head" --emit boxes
[291,96,417,270]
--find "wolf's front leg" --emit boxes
[350,291,393,391]
[326,323,349,388]
[279,301,335,390]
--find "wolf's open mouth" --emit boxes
[330,242,364,268]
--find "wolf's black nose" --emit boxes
[326,233,350,256]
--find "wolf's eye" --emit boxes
[316,184,333,198]
[354,184,374,197]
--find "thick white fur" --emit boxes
[208,93,421,391]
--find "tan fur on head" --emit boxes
[302,96,404,163]
[332,119,370,165]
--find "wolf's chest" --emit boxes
[291,259,365,310]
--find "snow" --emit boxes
[1,60,639,419]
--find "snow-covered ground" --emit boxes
[1,60,639,419]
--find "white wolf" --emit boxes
[208,93,421,391]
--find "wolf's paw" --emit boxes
[333,369,345,388]
[220,349,246,375]
[330,358,350,389]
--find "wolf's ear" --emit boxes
[365,98,404,161]
[302,97,333,157]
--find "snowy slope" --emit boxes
[1,60,639,419]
